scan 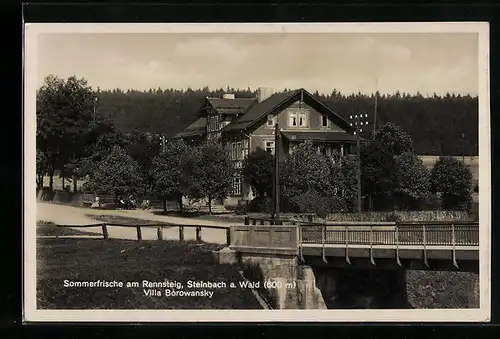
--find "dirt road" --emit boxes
[36,202,242,244]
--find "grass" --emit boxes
[407,270,479,308]
[37,221,102,237]
[86,214,172,226]
[36,238,262,309]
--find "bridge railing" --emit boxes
[300,221,479,247]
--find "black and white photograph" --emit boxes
[23,23,491,322]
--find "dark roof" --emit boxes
[281,131,363,143]
[222,89,301,133]
[207,97,256,115]
[174,117,206,138]
[222,88,354,134]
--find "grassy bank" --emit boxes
[37,238,262,309]
[86,214,173,226]
[407,270,479,308]
[37,221,102,237]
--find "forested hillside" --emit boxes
[95,88,478,156]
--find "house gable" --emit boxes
[238,88,354,135]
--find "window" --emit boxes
[265,140,275,154]
[267,114,276,127]
[232,177,241,195]
[289,109,308,127]
[289,111,297,127]
[322,115,329,127]
[299,111,308,127]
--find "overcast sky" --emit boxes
[37,32,479,96]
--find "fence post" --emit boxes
[226,228,231,246]
[369,225,375,266]
[260,219,265,225]
[179,226,184,241]
[252,219,257,225]
[157,226,163,240]
[102,223,109,240]
[55,225,59,240]
[345,224,351,265]
[422,224,429,267]
[321,224,327,263]
[136,226,142,241]
[196,227,202,242]
[452,223,458,268]
[244,216,249,225]
[395,224,402,267]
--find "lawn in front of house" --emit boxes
[36,238,262,310]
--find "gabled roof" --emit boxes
[222,88,354,134]
[174,117,206,138]
[222,89,301,133]
[207,97,256,115]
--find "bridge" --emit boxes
[227,217,480,309]
[46,216,480,309]
[236,217,479,272]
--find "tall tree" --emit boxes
[186,142,234,214]
[373,122,414,156]
[339,154,358,213]
[36,75,95,191]
[430,156,473,211]
[280,141,333,213]
[241,147,274,198]
[361,139,398,211]
[394,152,431,210]
[83,145,144,202]
[150,139,191,212]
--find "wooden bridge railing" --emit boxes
[299,221,479,246]
[53,222,231,245]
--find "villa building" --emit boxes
[175,87,360,205]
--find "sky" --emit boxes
[36,32,479,96]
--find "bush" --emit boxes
[234,202,248,215]
[248,196,274,214]
[385,212,402,222]
[287,193,343,218]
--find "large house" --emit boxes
[175,87,360,206]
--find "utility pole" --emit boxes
[461,133,465,163]
[273,123,281,224]
[349,114,369,219]
[93,96,98,122]
[373,78,378,139]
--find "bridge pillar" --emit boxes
[228,225,327,309]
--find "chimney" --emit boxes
[223,93,235,99]
[257,87,274,103]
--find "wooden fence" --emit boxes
[53,222,231,245]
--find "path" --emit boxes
[36,202,242,244]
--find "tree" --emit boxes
[241,147,274,198]
[150,139,191,212]
[36,149,48,191]
[430,156,473,211]
[394,152,431,210]
[361,140,398,211]
[280,141,333,213]
[339,154,358,212]
[36,75,95,191]
[124,129,162,192]
[186,142,234,214]
[83,146,144,201]
[373,122,414,156]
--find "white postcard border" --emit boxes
[23,22,491,323]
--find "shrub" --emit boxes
[248,196,274,214]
